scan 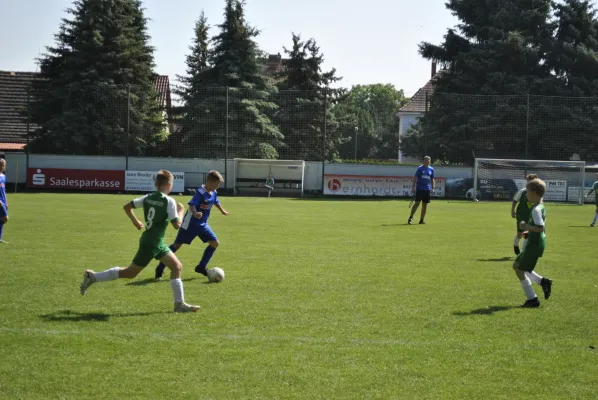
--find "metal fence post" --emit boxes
[126,84,130,170]
[525,94,530,160]
[424,91,429,156]
[225,87,229,190]
[322,90,328,193]
[26,87,31,173]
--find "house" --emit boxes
[396,62,439,162]
[0,71,173,152]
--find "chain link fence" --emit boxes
[3,80,598,165]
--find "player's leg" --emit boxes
[419,190,430,224]
[80,264,144,295]
[525,269,552,300]
[513,254,540,308]
[158,251,200,312]
[408,191,422,224]
[0,204,8,243]
[592,204,598,227]
[513,222,523,255]
[195,225,219,276]
[155,241,185,280]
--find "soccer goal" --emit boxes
[233,158,305,197]
[472,158,586,204]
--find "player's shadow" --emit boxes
[568,225,592,228]
[452,306,515,316]
[125,277,199,287]
[381,223,411,227]
[477,257,512,262]
[39,309,168,322]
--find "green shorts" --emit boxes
[514,249,541,272]
[132,241,171,267]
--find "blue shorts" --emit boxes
[175,223,217,245]
[0,204,7,220]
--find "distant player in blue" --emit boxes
[155,170,229,280]
[408,156,435,225]
[0,159,8,244]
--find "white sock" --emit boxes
[520,278,537,300]
[593,213,598,224]
[170,279,185,304]
[94,267,121,282]
[522,239,528,251]
[525,271,543,285]
[513,235,520,247]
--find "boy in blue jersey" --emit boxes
[155,170,229,280]
[408,156,435,225]
[0,159,8,244]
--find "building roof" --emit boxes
[398,79,434,115]
[263,53,287,76]
[0,70,172,145]
[0,71,39,144]
[0,142,26,151]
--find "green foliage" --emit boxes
[29,0,164,156]
[336,84,407,160]
[275,34,343,161]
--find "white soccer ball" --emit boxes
[207,267,225,283]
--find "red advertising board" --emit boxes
[27,168,125,191]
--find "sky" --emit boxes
[0,0,457,96]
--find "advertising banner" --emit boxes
[324,174,445,197]
[125,170,185,193]
[27,168,124,191]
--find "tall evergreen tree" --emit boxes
[408,0,553,163]
[167,11,213,157]
[29,0,164,156]
[193,0,282,159]
[276,34,343,161]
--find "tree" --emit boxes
[414,0,554,163]
[275,33,344,161]
[29,0,164,156]
[166,11,214,157]
[337,84,407,160]
[189,0,282,159]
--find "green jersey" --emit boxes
[131,192,179,246]
[514,188,532,220]
[266,177,274,186]
[591,181,598,194]
[526,203,546,257]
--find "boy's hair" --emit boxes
[526,173,538,181]
[526,178,546,197]
[155,170,174,186]
[207,170,224,183]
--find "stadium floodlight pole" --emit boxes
[525,94,530,160]
[125,84,130,170]
[321,90,327,194]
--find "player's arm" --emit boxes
[189,204,202,219]
[188,191,203,218]
[430,169,435,191]
[586,183,597,197]
[214,195,228,215]
[520,208,545,233]
[124,196,146,230]
[511,189,523,218]
[168,199,184,230]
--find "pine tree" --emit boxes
[412,0,553,163]
[29,0,163,156]
[276,34,343,160]
[167,11,215,157]
[193,0,282,159]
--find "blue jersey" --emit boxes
[187,186,220,225]
[0,173,6,208]
[415,165,434,191]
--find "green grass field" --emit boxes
[1,194,597,399]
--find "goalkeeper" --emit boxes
[511,174,538,255]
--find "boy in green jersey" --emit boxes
[265,175,274,197]
[79,170,201,313]
[584,173,598,227]
[513,178,553,308]
[511,174,538,255]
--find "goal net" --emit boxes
[233,158,305,196]
[473,158,586,204]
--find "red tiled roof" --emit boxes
[154,75,172,109]
[398,80,434,114]
[0,142,26,150]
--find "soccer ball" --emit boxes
[207,267,225,283]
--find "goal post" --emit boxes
[233,158,305,196]
[472,158,586,204]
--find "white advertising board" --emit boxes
[323,174,445,197]
[125,171,185,193]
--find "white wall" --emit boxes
[4,153,474,191]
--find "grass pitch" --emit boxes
[1,194,597,399]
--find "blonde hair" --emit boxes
[526,178,546,197]
[155,170,174,186]
[526,174,538,181]
[207,170,224,183]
